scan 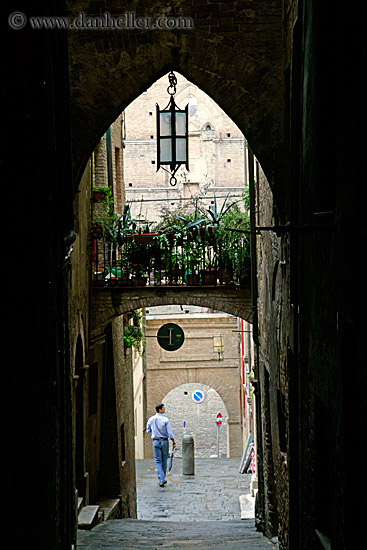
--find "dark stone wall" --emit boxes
[4,1,75,548]
[336,3,367,545]
[256,168,291,546]
[255,1,367,549]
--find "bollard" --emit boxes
[182,433,195,475]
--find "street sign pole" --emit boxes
[216,413,222,458]
[217,424,220,458]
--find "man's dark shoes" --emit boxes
[159,482,165,487]
[163,480,167,484]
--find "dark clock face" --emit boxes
[157,323,185,351]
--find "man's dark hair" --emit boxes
[155,403,164,413]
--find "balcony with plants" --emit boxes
[90,187,251,288]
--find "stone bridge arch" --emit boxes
[91,285,252,340]
[67,1,286,190]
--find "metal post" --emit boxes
[217,425,220,458]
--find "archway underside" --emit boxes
[91,286,252,340]
[67,1,286,190]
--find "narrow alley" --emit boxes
[5,1,364,549]
[77,459,274,549]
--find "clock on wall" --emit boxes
[157,323,185,351]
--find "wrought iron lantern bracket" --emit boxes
[156,71,189,186]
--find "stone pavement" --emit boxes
[136,458,252,521]
[77,458,274,549]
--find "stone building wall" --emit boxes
[256,166,291,544]
[70,162,92,357]
[68,149,137,519]
[133,341,145,460]
[92,113,125,215]
[111,315,137,517]
[70,163,93,512]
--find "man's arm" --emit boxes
[166,419,176,448]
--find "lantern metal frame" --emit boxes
[156,71,189,186]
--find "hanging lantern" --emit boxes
[156,71,189,186]
[213,334,224,360]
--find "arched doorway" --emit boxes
[163,382,228,458]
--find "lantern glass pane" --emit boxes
[175,112,186,135]
[160,112,172,136]
[176,138,187,162]
[160,138,172,163]
[213,335,224,353]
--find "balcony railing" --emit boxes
[91,232,250,288]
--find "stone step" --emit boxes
[77,498,83,515]
[78,505,100,530]
[98,498,121,521]
[98,510,105,524]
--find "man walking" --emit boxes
[146,403,176,487]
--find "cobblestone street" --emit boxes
[136,458,251,521]
[77,458,274,549]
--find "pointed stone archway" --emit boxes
[67,1,287,192]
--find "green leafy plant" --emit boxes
[93,185,114,208]
[206,192,242,229]
[217,203,251,284]
[177,199,207,243]
[124,309,145,352]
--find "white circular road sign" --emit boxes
[192,390,205,403]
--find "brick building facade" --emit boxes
[123,73,246,226]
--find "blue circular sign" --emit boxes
[192,390,204,403]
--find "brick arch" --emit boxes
[91,286,252,339]
[67,1,286,189]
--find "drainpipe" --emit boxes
[244,137,248,187]
[248,147,265,528]
[88,156,94,347]
[106,127,114,195]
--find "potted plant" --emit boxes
[133,223,159,243]
[182,239,203,285]
[92,185,112,203]
[216,201,251,285]
[200,257,218,285]
[177,199,207,244]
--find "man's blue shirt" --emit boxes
[146,413,174,440]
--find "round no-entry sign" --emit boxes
[216,413,223,426]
